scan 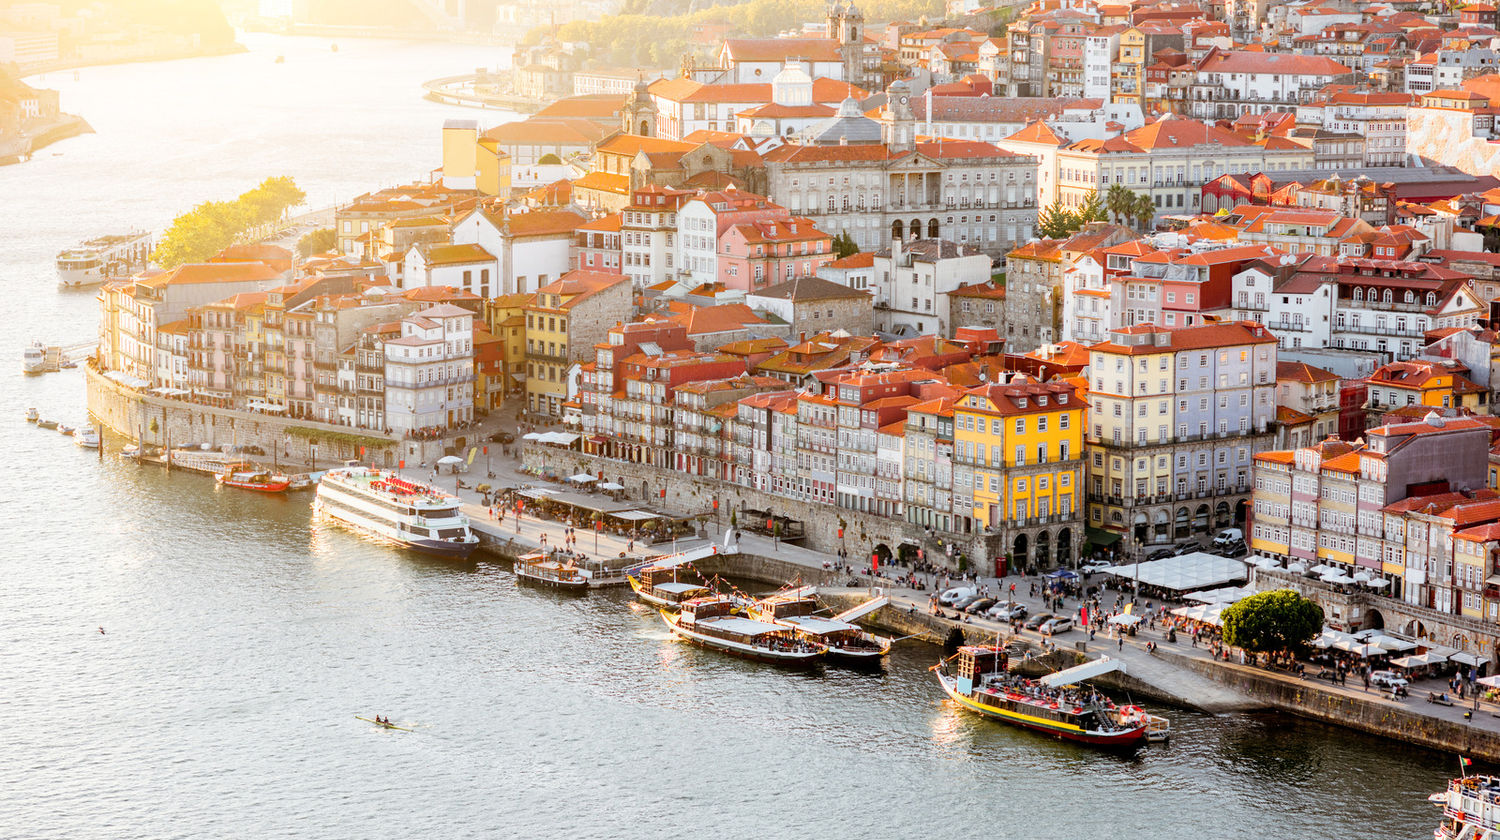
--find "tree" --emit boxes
[1036,200,1079,239]
[1077,190,1108,225]
[297,227,337,258]
[1105,183,1135,225]
[537,153,562,165]
[152,177,307,269]
[1131,193,1157,231]
[1221,590,1323,654]
[832,231,859,260]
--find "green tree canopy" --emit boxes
[1077,190,1108,225]
[152,176,306,269]
[1036,200,1079,239]
[1105,183,1136,226]
[832,231,859,259]
[1221,590,1324,654]
[297,227,337,258]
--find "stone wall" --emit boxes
[86,365,463,468]
[1406,108,1500,177]
[522,441,938,560]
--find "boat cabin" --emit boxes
[954,646,1009,695]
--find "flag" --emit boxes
[1463,757,1474,768]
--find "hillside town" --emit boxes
[86,0,1500,656]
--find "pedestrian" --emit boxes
[1362,672,1369,691]
[1117,636,1124,651]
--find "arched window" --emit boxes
[891,220,904,241]
[1404,290,1415,303]
[1383,289,1393,303]
[1426,292,1437,306]
[928,218,940,238]
[1353,288,1363,302]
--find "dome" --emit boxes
[837,96,863,117]
[771,62,814,107]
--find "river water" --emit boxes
[0,33,1455,839]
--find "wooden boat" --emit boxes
[25,408,37,423]
[935,646,1150,751]
[36,419,58,430]
[627,564,712,609]
[661,596,826,666]
[217,464,291,493]
[355,716,412,732]
[746,589,890,664]
[514,551,589,591]
[57,424,74,436]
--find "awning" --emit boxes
[1085,528,1122,546]
[568,473,596,483]
[611,510,660,521]
[1103,553,1248,592]
[516,488,558,500]
[1106,613,1142,626]
[598,482,624,491]
[588,436,607,445]
[1040,656,1126,688]
[1452,652,1484,667]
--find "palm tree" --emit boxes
[1106,184,1135,225]
[1132,193,1157,231]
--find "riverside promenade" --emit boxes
[392,451,1500,759]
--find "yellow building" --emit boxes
[952,378,1085,568]
[524,271,631,417]
[440,119,511,196]
[1365,359,1490,421]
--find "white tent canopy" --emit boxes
[436,455,463,465]
[1106,613,1143,626]
[1184,585,1252,604]
[1392,652,1447,668]
[598,482,625,491]
[568,473,596,483]
[1452,652,1484,667]
[611,510,661,521]
[1039,656,1127,688]
[1104,553,1248,593]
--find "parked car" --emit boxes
[987,602,1028,621]
[966,597,997,615]
[488,431,515,444]
[1080,561,1114,575]
[1172,541,1203,556]
[1371,670,1409,689]
[1023,612,1053,631]
[1040,617,1074,636]
[1214,539,1247,557]
[1147,548,1175,561]
[939,586,978,606]
[953,594,985,612]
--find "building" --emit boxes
[383,304,476,436]
[746,275,873,338]
[524,271,632,417]
[449,206,588,296]
[1087,321,1279,556]
[953,378,1086,568]
[718,216,835,291]
[1275,360,1341,448]
[872,238,991,337]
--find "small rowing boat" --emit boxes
[355,716,413,732]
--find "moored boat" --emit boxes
[57,424,74,436]
[1433,774,1500,839]
[935,646,1150,751]
[36,419,58,430]
[628,564,712,609]
[217,464,291,492]
[746,590,890,664]
[515,551,589,591]
[313,465,478,558]
[56,231,151,289]
[23,342,47,374]
[25,408,38,423]
[661,596,826,666]
[74,425,100,449]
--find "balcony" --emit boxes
[1270,321,1312,333]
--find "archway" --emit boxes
[641,479,649,498]
[872,543,892,567]
[1132,512,1148,545]
[898,543,919,564]
[928,218,940,238]
[909,218,921,240]
[1035,530,1051,568]
[641,120,651,136]
[1174,507,1190,539]
[1363,608,1385,632]
[1153,509,1169,542]
[1013,533,1029,572]
[1194,504,1210,533]
[1215,501,1231,528]
[891,219,904,241]
[1057,529,1073,566]
[1403,619,1427,639]
[1234,499,1248,524]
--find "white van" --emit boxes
[939,586,978,606]
[1213,528,1244,548]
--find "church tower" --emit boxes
[620,76,658,137]
[883,80,915,153]
[825,3,865,87]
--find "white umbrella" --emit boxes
[1310,564,1334,576]
[598,482,624,491]
[1107,614,1143,626]
[1370,635,1417,652]
[1453,652,1484,667]
[1476,673,1500,688]
[436,455,463,465]
[1288,562,1309,573]
[1334,640,1383,657]
[1352,571,1372,583]
[1365,579,1390,589]
[569,473,596,483]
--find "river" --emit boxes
[0,32,1456,839]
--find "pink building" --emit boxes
[573,214,622,274]
[717,217,834,291]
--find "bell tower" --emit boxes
[620,76,658,137]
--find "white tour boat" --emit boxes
[23,343,46,375]
[1433,774,1500,839]
[74,425,100,449]
[56,231,152,289]
[313,466,479,558]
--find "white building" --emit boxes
[872,238,992,336]
[383,304,475,436]
[449,206,585,295]
[1084,28,1123,100]
[1188,49,1356,119]
[1294,91,1413,168]
[401,243,499,298]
